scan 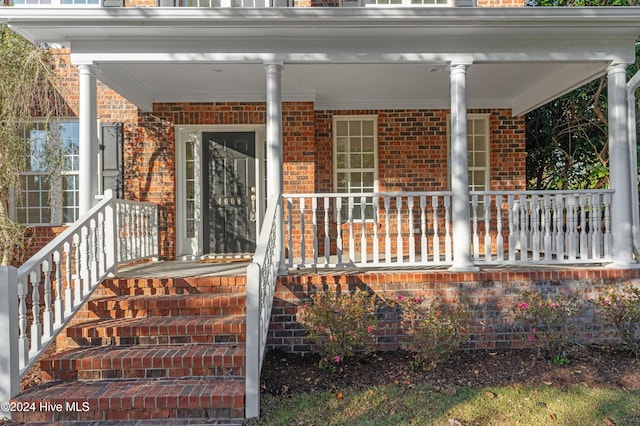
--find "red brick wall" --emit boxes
[270,268,632,354]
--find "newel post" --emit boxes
[103,189,118,275]
[0,266,19,419]
[245,262,261,419]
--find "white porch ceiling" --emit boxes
[2,7,639,115]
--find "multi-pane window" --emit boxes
[467,115,489,193]
[16,121,80,225]
[185,139,197,239]
[362,0,450,5]
[333,115,377,219]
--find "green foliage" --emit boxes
[394,296,471,371]
[298,290,378,370]
[510,291,582,361]
[595,285,640,357]
[0,24,65,265]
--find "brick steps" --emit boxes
[11,377,245,423]
[13,273,250,422]
[41,344,246,381]
[65,315,246,347]
[87,293,246,319]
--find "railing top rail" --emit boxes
[17,190,116,280]
[283,191,454,198]
[253,194,281,263]
[116,198,158,208]
[471,189,615,196]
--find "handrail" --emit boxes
[245,194,282,419]
[0,189,158,419]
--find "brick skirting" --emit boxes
[269,268,640,354]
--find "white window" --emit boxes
[362,0,450,6]
[448,114,490,193]
[333,115,378,219]
[16,121,80,225]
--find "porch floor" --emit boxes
[115,259,619,279]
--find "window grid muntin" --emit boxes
[16,120,80,226]
[333,115,378,220]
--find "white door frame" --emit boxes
[176,124,267,259]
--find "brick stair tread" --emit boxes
[42,344,245,374]
[96,276,247,297]
[67,315,246,339]
[87,293,246,317]
[11,377,245,421]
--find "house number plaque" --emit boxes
[217,197,242,206]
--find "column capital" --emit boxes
[450,61,473,73]
[77,63,98,76]
[263,61,284,72]
[608,62,629,74]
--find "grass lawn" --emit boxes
[251,384,640,426]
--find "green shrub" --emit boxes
[298,289,378,370]
[595,285,640,357]
[510,291,581,362]
[394,295,471,371]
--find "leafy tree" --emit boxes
[526,35,640,190]
[0,24,65,266]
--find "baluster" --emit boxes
[372,196,380,265]
[299,197,306,266]
[484,194,491,261]
[420,196,428,263]
[543,195,552,261]
[53,251,63,327]
[396,195,403,264]
[408,196,415,263]
[567,195,577,260]
[336,196,343,266]
[64,241,72,317]
[286,197,293,267]
[90,219,98,284]
[444,195,452,263]
[312,197,318,266]
[519,194,528,261]
[496,194,504,262]
[82,226,91,294]
[603,192,612,259]
[384,195,391,263]
[324,196,330,267]
[18,281,28,368]
[97,211,106,277]
[42,260,53,339]
[74,233,83,304]
[591,193,602,259]
[348,197,355,263]
[508,194,516,261]
[432,195,440,262]
[472,194,479,260]
[30,271,42,356]
[531,195,540,261]
[360,196,367,265]
[554,194,565,260]
[579,193,588,258]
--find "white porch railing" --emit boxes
[0,189,158,419]
[283,190,614,268]
[245,194,282,419]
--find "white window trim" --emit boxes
[14,119,81,226]
[332,114,379,194]
[446,113,491,192]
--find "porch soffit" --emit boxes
[1,8,639,115]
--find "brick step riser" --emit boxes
[97,278,247,298]
[63,333,246,348]
[85,306,246,319]
[11,406,245,423]
[45,364,245,381]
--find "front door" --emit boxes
[202,132,257,255]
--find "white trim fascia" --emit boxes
[155,92,317,104]
[316,98,513,111]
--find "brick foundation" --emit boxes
[269,268,640,354]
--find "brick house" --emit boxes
[1,1,640,422]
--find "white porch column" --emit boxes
[265,62,286,272]
[78,64,98,216]
[607,63,636,266]
[449,63,478,271]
